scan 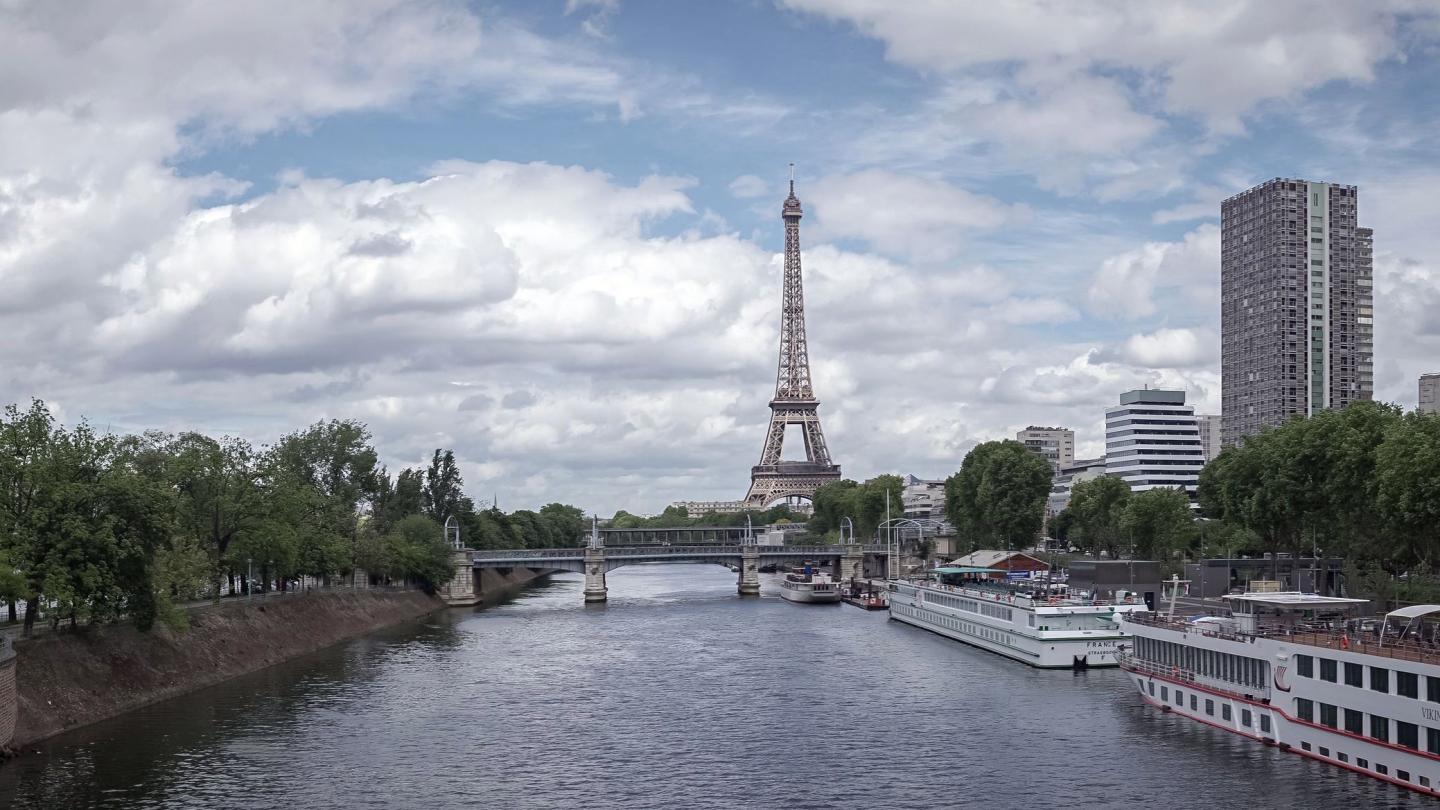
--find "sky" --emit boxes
[3,0,1440,515]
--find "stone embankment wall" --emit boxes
[8,589,440,750]
[0,641,16,753]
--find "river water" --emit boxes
[0,565,1424,809]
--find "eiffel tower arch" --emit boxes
[743,170,842,508]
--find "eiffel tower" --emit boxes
[743,169,841,508]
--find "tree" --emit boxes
[422,449,463,523]
[168,432,266,597]
[1375,411,1440,570]
[1120,488,1194,562]
[945,440,1053,551]
[1049,508,1074,544]
[1068,475,1132,558]
[383,515,454,591]
[808,480,859,536]
[0,400,56,633]
[855,474,904,540]
[272,419,379,582]
[539,503,586,547]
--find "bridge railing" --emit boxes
[468,543,889,560]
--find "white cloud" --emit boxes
[1114,327,1217,369]
[1086,224,1219,319]
[782,0,1419,130]
[728,174,769,199]
[810,169,1023,262]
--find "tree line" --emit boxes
[944,405,1440,594]
[0,400,588,635]
[807,475,906,542]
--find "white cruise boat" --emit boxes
[888,574,1150,669]
[780,570,841,604]
[1120,587,1440,797]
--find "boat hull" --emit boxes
[890,600,1122,668]
[1123,662,1440,797]
[780,585,841,604]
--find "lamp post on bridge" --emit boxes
[877,518,925,582]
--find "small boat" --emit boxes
[842,578,888,610]
[780,568,841,604]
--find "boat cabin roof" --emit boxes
[1224,592,1367,611]
[1386,604,1440,621]
[931,566,1007,575]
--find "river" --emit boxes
[0,565,1424,809]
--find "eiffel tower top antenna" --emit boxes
[789,162,794,192]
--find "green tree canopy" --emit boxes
[945,441,1053,551]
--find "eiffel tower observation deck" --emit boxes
[742,169,842,508]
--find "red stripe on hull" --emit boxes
[1133,674,1440,798]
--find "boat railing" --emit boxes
[919,581,1139,609]
[1117,652,1271,702]
[1127,614,1440,666]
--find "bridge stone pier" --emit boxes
[439,550,479,606]
[583,545,608,603]
[738,544,760,596]
[444,542,888,605]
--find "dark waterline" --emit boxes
[0,565,1426,809]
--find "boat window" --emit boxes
[1205,699,1214,716]
[1399,770,1410,782]
[1429,727,1440,755]
[1241,708,1252,726]
[1375,764,1388,776]
[1190,695,1197,711]
[1300,741,1311,751]
[1260,714,1272,733]
[1370,666,1389,693]
[1398,721,1419,749]
[1320,658,1337,682]
[1338,752,1349,763]
[1296,698,1314,722]
[1422,776,1431,788]
[1160,685,1168,701]
[1175,690,1183,705]
[1344,662,1363,687]
[1370,715,1389,743]
[1295,654,1313,678]
[1357,758,1368,769]
[1319,747,1329,756]
[1320,703,1337,728]
[1398,671,1418,699]
[1430,676,1440,703]
[1222,704,1232,721]
[1344,708,1364,735]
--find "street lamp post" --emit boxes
[877,517,927,581]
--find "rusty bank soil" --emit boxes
[10,589,442,748]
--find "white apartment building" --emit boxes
[902,474,946,521]
[1195,413,1222,462]
[1047,457,1108,517]
[1105,389,1204,499]
[1015,426,1075,472]
[1421,373,1440,415]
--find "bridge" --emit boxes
[438,541,890,605]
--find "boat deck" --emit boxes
[1128,614,1440,667]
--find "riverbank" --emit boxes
[9,588,441,750]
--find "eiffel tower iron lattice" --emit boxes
[743,171,842,508]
